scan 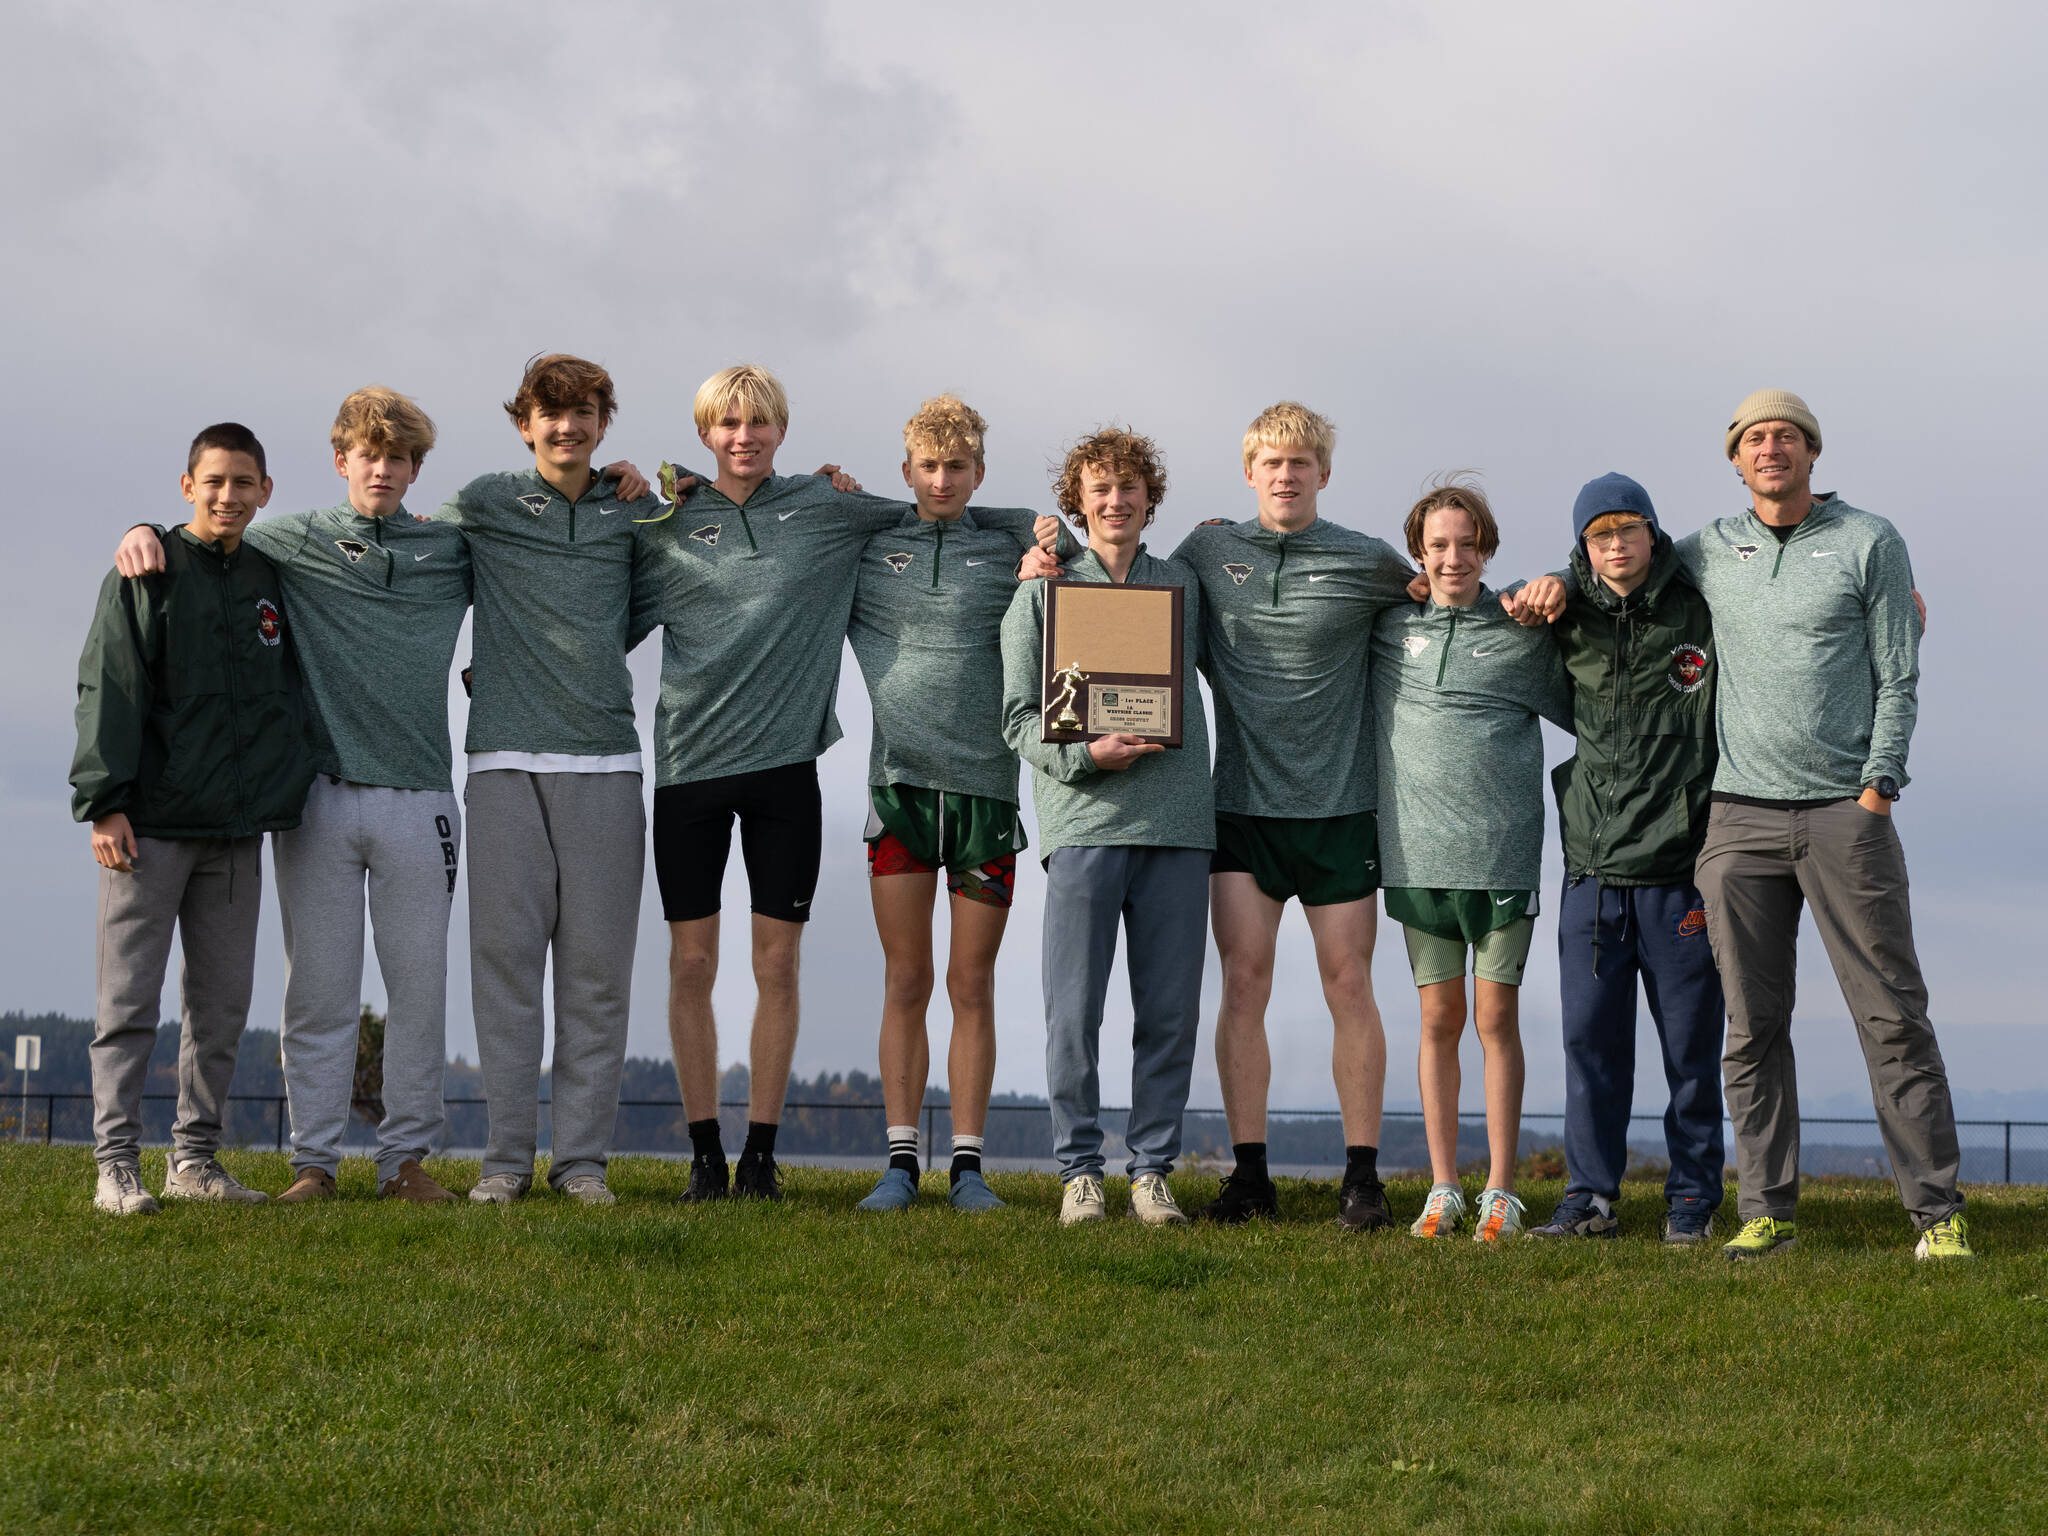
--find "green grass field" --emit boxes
[4,1144,2045,1535]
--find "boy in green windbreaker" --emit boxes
[71,423,316,1214]
[1372,477,1569,1244]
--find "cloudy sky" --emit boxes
[5,2,2042,1117]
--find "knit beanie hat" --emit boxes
[1725,389,1821,459]
[1571,472,1659,546]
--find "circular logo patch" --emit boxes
[1668,641,1707,694]
[256,598,282,647]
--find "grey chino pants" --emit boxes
[1042,845,1210,1182]
[92,835,264,1169]
[1695,799,1962,1228]
[465,769,644,1188]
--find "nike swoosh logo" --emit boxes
[1307,572,1332,582]
[965,559,989,566]
[778,510,800,521]
[1810,550,1836,557]
[1472,643,1507,658]
[598,506,618,516]
[1494,895,1517,906]
[414,553,433,562]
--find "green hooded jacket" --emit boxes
[1550,535,1717,885]
[72,526,316,838]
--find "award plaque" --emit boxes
[1040,580,1185,747]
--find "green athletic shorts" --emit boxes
[864,783,1027,873]
[1384,886,1539,987]
[1211,810,1380,907]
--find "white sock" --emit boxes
[886,1123,920,1172]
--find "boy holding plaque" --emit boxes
[1000,428,1214,1228]
[631,367,1058,1203]
[1371,477,1570,1243]
[1169,402,1416,1231]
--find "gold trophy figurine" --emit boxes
[1046,662,1089,733]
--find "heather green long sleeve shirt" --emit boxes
[629,475,1054,789]
[1000,547,1215,857]
[1671,495,1919,799]
[238,502,472,791]
[1370,588,1571,891]
[1169,515,1414,818]
[439,468,666,758]
[847,506,1044,803]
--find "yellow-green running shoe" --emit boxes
[1914,1212,1975,1260]
[1722,1216,1797,1260]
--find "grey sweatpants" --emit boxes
[273,776,460,1183]
[92,835,263,1169]
[1695,799,1963,1228]
[465,769,644,1187]
[1042,845,1210,1181]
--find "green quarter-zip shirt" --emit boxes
[629,475,1053,789]
[1370,587,1571,890]
[438,467,664,759]
[238,501,472,791]
[1000,546,1215,857]
[848,506,1045,803]
[1170,515,1415,818]
[1672,495,1919,799]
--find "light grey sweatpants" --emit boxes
[273,776,460,1184]
[92,835,263,1169]
[465,769,643,1187]
[1695,798,1963,1229]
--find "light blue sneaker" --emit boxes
[949,1169,1006,1212]
[856,1167,920,1211]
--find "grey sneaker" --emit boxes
[162,1156,268,1204]
[559,1174,616,1206]
[1059,1173,1108,1226]
[468,1172,532,1205]
[1129,1172,1189,1226]
[94,1160,160,1215]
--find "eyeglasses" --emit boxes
[1585,522,1651,548]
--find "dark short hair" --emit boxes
[504,353,617,429]
[187,422,267,479]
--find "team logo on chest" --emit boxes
[1733,543,1760,561]
[689,524,722,547]
[1668,642,1708,694]
[334,539,369,563]
[1402,634,1431,658]
[255,598,283,647]
[882,551,914,574]
[517,493,551,516]
[1222,562,1253,586]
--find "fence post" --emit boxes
[923,1103,935,1172]
[45,1092,54,1146]
[2005,1121,2012,1185]
[276,1096,285,1153]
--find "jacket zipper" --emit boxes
[1435,607,1457,686]
[737,504,758,552]
[372,518,393,587]
[216,550,251,836]
[931,520,944,589]
[1271,536,1287,609]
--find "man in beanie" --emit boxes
[1525,474,1726,1245]
[1519,391,1967,1258]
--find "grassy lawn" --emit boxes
[4,1144,2045,1534]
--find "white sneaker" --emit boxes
[1059,1173,1107,1226]
[468,1172,532,1205]
[1472,1187,1527,1243]
[560,1174,616,1206]
[94,1161,160,1215]
[1409,1182,1467,1238]
[161,1156,268,1204]
[1129,1172,1189,1226]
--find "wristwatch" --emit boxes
[1871,776,1900,802]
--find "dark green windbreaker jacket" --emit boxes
[1550,535,1717,886]
[71,526,316,838]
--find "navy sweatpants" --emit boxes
[1557,878,1725,1206]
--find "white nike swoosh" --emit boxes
[1494,895,1517,905]
[778,510,800,521]
[965,559,989,566]
[414,553,433,562]
[1472,643,1507,658]
[1810,550,1836,557]
[1307,572,1332,582]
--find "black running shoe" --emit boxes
[734,1148,783,1202]
[1197,1169,1279,1224]
[679,1156,729,1203]
[1336,1176,1395,1233]
[1527,1195,1619,1239]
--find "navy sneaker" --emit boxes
[1527,1195,1619,1239]
[856,1167,919,1212]
[1662,1198,1718,1246]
